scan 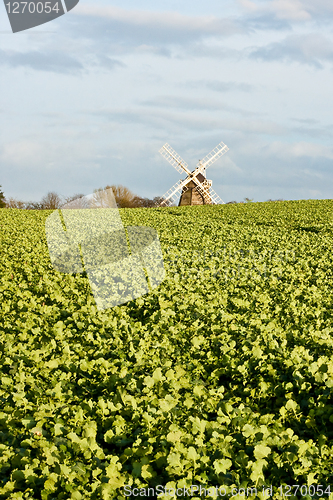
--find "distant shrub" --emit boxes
[0,185,5,208]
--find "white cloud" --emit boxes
[91,107,286,136]
[262,0,311,21]
[140,95,262,117]
[249,34,333,68]
[203,80,255,93]
[214,155,243,174]
[75,5,242,38]
[0,49,84,74]
[238,0,259,13]
[267,141,333,159]
[0,137,99,171]
[238,0,311,21]
[273,0,311,20]
[1,140,45,167]
[238,0,333,22]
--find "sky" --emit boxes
[1,0,333,204]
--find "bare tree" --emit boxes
[63,193,85,205]
[97,185,136,208]
[26,201,43,210]
[90,188,117,209]
[130,196,158,208]
[40,192,63,210]
[153,196,174,207]
[6,197,26,209]
[4,186,171,210]
[152,196,172,207]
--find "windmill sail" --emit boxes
[158,142,228,207]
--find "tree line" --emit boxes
[0,184,283,209]
[0,184,167,210]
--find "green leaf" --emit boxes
[187,446,198,461]
[242,424,255,438]
[253,445,271,460]
[250,459,267,482]
[167,452,182,468]
[213,459,232,475]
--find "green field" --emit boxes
[1,200,333,499]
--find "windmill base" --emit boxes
[178,180,212,206]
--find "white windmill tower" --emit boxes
[158,142,229,207]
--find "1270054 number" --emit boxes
[5,2,60,14]
[278,485,331,496]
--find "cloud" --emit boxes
[140,95,262,117]
[291,124,333,140]
[0,137,99,171]
[235,136,333,163]
[0,49,84,74]
[215,155,243,174]
[270,0,311,20]
[292,118,319,125]
[48,5,246,62]
[0,44,126,74]
[211,134,333,202]
[203,81,255,93]
[249,34,333,68]
[91,106,286,136]
[239,0,311,21]
[1,140,45,166]
[242,13,292,31]
[85,54,126,71]
[2,3,333,76]
[266,141,333,159]
[238,0,333,27]
[0,7,247,72]
[75,5,243,42]
[43,6,333,68]
[176,43,242,60]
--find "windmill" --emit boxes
[158,141,229,207]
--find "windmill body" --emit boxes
[158,142,229,207]
[178,171,211,206]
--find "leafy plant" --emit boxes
[1,200,333,498]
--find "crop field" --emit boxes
[1,200,333,499]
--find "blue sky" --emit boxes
[1,0,333,203]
